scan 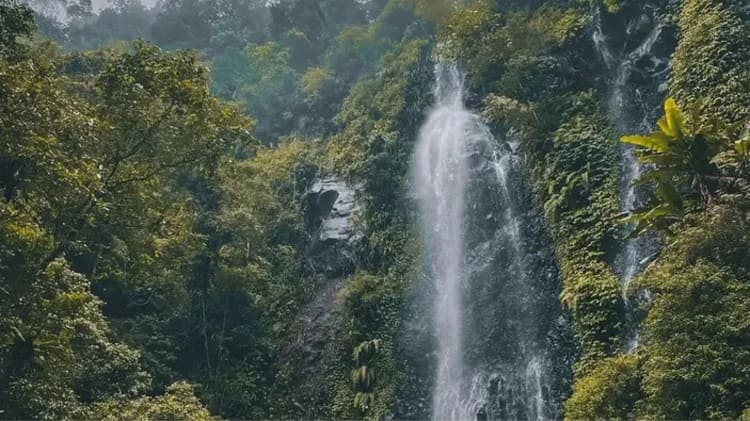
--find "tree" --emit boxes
[1,33,252,419]
[86,381,217,420]
[0,0,35,59]
[235,42,300,142]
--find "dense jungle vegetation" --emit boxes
[1,0,749,419]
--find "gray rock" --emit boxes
[305,176,363,278]
[309,178,362,243]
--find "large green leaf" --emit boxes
[657,98,685,138]
[621,131,671,152]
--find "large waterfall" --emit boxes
[414,63,472,421]
[414,64,569,421]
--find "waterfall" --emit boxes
[414,63,472,421]
[415,63,563,421]
[593,7,668,350]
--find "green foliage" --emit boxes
[85,381,216,421]
[437,2,498,86]
[334,267,416,420]
[544,106,621,263]
[318,25,430,418]
[12,1,440,418]
[326,37,429,177]
[600,0,626,13]
[351,339,382,411]
[517,90,625,377]
[408,0,466,26]
[300,66,332,97]
[564,354,641,419]
[671,0,750,124]
[621,98,750,236]
[340,274,390,340]
[64,0,157,51]
[629,207,750,419]
[638,264,750,418]
[207,139,323,418]
[0,0,35,59]
[566,0,750,416]
[568,202,750,419]
[1,34,252,419]
[438,3,587,93]
[481,94,535,129]
[11,0,750,419]
[231,42,300,141]
[0,257,150,419]
[217,140,315,327]
[440,0,622,386]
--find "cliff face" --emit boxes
[287,1,750,418]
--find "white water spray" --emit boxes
[415,63,472,421]
[415,63,551,420]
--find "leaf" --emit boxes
[657,98,685,138]
[560,285,577,310]
[655,177,683,212]
[734,137,750,156]
[690,98,705,134]
[10,325,26,342]
[621,132,671,152]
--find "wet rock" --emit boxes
[305,176,363,278]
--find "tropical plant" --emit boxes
[621,98,749,235]
[351,339,382,411]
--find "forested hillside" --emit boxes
[1,0,749,419]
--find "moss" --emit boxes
[637,261,750,418]
[568,204,750,419]
[671,0,750,124]
[564,354,642,419]
[536,101,626,375]
[625,204,750,419]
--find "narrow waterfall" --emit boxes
[593,7,670,349]
[414,63,568,420]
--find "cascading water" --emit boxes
[593,6,671,349]
[414,63,568,420]
[414,63,472,421]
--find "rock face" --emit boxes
[271,177,364,417]
[273,276,346,419]
[305,177,363,278]
[310,178,362,243]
